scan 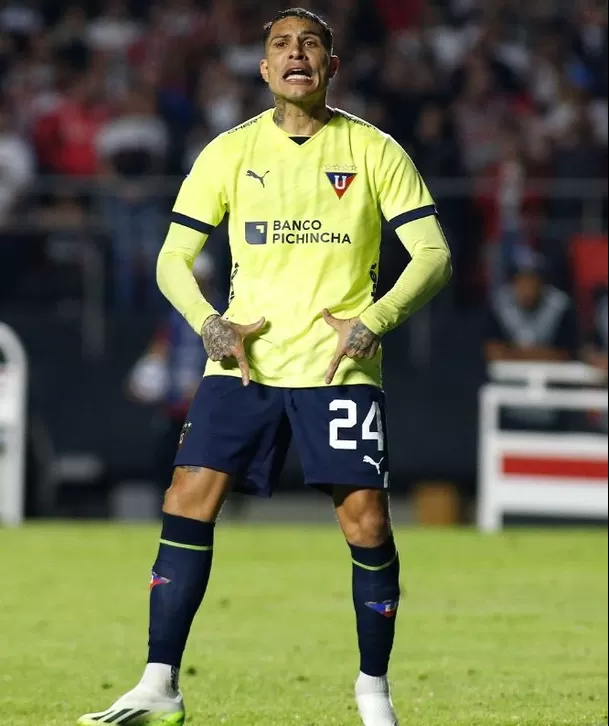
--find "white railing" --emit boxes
[0,323,28,526]
[477,362,608,532]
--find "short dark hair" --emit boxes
[263,8,333,54]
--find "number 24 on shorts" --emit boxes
[329,400,384,451]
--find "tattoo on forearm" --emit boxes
[202,316,239,361]
[345,321,379,358]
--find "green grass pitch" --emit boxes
[0,524,607,726]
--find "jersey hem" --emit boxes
[202,366,382,389]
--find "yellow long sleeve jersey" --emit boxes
[157,108,452,388]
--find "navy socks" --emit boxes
[349,536,401,677]
[148,514,215,667]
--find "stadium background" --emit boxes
[0,0,606,521]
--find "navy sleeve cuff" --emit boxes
[388,204,437,231]
[171,212,215,235]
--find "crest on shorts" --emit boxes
[178,421,192,448]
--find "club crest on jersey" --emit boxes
[365,599,399,618]
[326,171,357,199]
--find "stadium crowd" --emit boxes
[0,0,607,309]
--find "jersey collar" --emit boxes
[265,107,337,147]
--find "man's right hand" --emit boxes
[201,315,265,386]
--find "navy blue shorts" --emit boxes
[174,375,390,497]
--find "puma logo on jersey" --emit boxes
[246,169,270,187]
[363,455,384,474]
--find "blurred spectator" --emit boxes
[0,102,34,224]
[195,59,246,136]
[50,6,90,76]
[0,0,43,39]
[182,122,212,174]
[411,102,463,179]
[410,101,481,305]
[375,52,440,147]
[222,4,268,79]
[85,0,142,56]
[33,71,108,175]
[375,0,423,36]
[484,249,579,429]
[476,125,542,291]
[0,99,34,303]
[97,82,168,310]
[547,93,606,239]
[572,0,608,99]
[128,3,178,71]
[33,192,91,308]
[126,251,222,491]
[581,285,608,373]
[544,80,593,143]
[484,249,578,364]
[51,5,88,49]
[3,30,58,133]
[529,24,567,110]
[422,5,472,73]
[581,284,608,431]
[451,51,508,175]
[469,16,529,94]
[327,73,368,121]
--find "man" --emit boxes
[484,248,578,429]
[78,9,451,726]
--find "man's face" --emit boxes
[260,17,339,104]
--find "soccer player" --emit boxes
[78,8,452,726]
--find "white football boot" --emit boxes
[77,685,185,725]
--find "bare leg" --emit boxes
[163,466,232,522]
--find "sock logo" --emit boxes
[150,571,172,590]
[365,599,399,618]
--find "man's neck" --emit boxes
[273,100,332,136]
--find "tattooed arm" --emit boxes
[343,319,380,360]
[201,314,265,386]
[322,309,380,385]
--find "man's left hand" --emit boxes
[322,309,380,385]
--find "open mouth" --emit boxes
[283,68,313,81]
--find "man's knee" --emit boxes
[163,466,232,522]
[344,511,391,547]
[334,487,391,547]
